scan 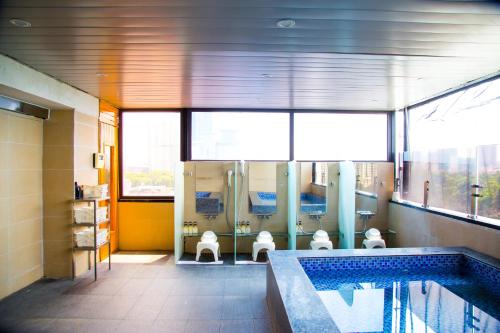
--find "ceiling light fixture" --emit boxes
[9,18,32,28]
[261,74,273,78]
[276,19,295,28]
[96,73,108,77]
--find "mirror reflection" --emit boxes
[248,163,277,216]
[300,162,327,215]
[195,163,224,215]
[356,163,379,198]
[355,163,379,230]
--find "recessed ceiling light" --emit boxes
[9,18,32,28]
[261,73,273,78]
[96,73,108,77]
[276,19,295,28]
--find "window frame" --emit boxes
[292,110,393,162]
[118,108,393,201]
[118,109,183,202]
[397,73,500,226]
[186,108,293,162]
[186,109,393,162]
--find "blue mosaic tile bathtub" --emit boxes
[299,254,500,333]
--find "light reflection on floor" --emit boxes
[107,251,169,264]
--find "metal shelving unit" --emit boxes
[72,197,111,281]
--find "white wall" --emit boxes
[0,54,98,117]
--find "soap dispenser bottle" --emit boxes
[245,221,250,234]
[192,222,198,235]
[183,222,189,235]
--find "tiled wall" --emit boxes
[73,111,99,277]
[43,110,74,278]
[42,109,99,278]
[388,203,500,259]
[0,55,100,297]
[0,109,44,299]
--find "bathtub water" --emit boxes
[300,255,499,333]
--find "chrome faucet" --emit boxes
[357,210,375,232]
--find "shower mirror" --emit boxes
[248,162,277,216]
[299,162,327,215]
[195,163,224,215]
[355,162,378,215]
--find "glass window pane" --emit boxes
[122,112,180,197]
[191,112,290,160]
[402,149,474,214]
[477,144,500,220]
[294,113,388,161]
[404,77,500,220]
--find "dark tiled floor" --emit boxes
[0,253,272,333]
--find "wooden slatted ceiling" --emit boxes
[1,0,499,110]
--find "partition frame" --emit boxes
[287,162,297,250]
[174,162,185,262]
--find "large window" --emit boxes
[121,112,180,198]
[294,113,388,161]
[401,76,500,221]
[191,111,290,160]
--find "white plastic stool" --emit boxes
[310,240,333,250]
[362,228,386,249]
[362,239,386,249]
[252,231,275,261]
[310,230,333,250]
[196,231,220,262]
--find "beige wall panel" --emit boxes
[10,194,42,224]
[389,203,500,259]
[43,146,74,170]
[0,110,43,299]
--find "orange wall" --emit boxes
[118,202,174,251]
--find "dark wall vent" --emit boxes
[0,95,49,119]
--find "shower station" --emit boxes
[174,160,395,264]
